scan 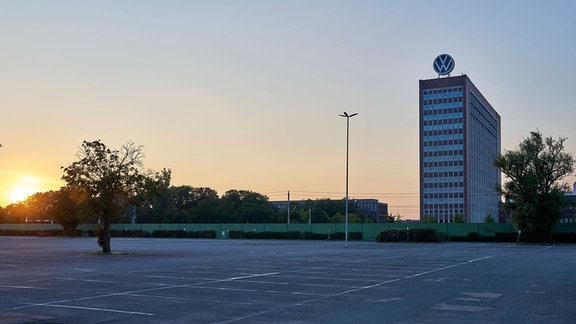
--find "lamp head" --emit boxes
[339,112,358,118]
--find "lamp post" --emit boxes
[339,111,357,248]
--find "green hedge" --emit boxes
[150,230,216,238]
[244,231,302,239]
[376,229,408,242]
[552,232,576,243]
[0,229,63,237]
[303,232,329,240]
[233,231,363,241]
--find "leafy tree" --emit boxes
[220,190,276,223]
[61,140,167,252]
[51,187,90,236]
[385,213,403,223]
[349,213,374,223]
[422,215,437,223]
[169,186,218,211]
[453,213,464,223]
[330,212,345,223]
[385,214,395,223]
[5,190,64,226]
[21,191,56,223]
[315,198,357,217]
[0,204,19,223]
[190,197,226,223]
[134,170,173,223]
[493,131,575,242]
[329,212,372,223]
[484,214,495,223]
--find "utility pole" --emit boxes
[287,191,290,224]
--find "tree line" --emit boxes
[0,140,373,252]
[0,186,372,227]
[1,129,575,250]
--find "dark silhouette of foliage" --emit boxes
[61,140,168,252]
[494,131,575,242]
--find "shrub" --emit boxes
[303,232,329,240]
[152,230,185,238]
[349,232,363,240]
[132,230,151,238]
[242,231,303,240]
[466,232,481,242]
[552,232,576,243]
[376,229,408,242]
[494,232,517,242]
[330,232,345,240]
[448,235,467,242]
[244,231,260,239]
[410,228,444,242]
[228,230,244,239]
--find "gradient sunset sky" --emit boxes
[1,1,575,219]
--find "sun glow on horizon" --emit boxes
[9,186,36,204]
[6,176,41,205]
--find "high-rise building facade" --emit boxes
[419,74,501,223]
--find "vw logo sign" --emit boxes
[433,54,455,75]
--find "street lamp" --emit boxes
[339,111,357,248]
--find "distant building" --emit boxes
[419,73,501,223]
[270,198,388,223]
[355,199,389,223]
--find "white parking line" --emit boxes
[6,271,282,316]
[405,256,492,279]
[35,303,155,316]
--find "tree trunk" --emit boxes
[102,216,112,253]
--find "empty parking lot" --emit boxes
[1,237,575,323]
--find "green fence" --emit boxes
[2,223,576,241]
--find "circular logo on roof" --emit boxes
[433,54,455,75]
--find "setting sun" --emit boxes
[0,171,63,207]
[3,176,42,205]
[9,185,36,203]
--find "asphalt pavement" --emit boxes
[0,236,575,323]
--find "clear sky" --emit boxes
[1,0,575,219]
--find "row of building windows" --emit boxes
[423,144,463,153]
[423,209,465,215]
[423,138,464,146]
[422,87,463,100]
[422,101,464,114]
[423,106,464,116]
[423,133,464,143]
[423,168,463,176]
[423,128,464,136]
[422,150,464,157]
[423,182,464,188]
[422,118,464,126]
[423,124,464,132]
[423,171,464,178]
[423,160,464,167]
[423,200,464,206]
[424,192,464,204]
[423,96,463,106]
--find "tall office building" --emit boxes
[419,58,501,223]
